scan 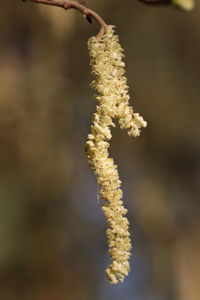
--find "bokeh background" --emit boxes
[0,1,200,299]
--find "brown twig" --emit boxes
[137,0,195,10]
[22,0,107,39]
[137,0,170,5]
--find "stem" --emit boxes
[22,0,107,39]
[137,0,195,11]
[137,0,170,5]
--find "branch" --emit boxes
[137,0,170,5]
[137,0,195,11]
[22,0,107,39]
[22,0,194,40]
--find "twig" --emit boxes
[22,0,107,39]
[137,0,195,11]
[137,0,170,5]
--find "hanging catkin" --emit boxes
[85,25,147,284]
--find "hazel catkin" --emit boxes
[85,25,146,284]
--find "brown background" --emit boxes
[0,1,200,299]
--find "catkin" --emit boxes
[85,25,147,284]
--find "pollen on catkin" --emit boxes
[85,25,147,284]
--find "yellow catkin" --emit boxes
[85,25,147,284]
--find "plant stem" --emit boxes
[22,0,107,39]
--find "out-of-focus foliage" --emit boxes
[0,1,199,299]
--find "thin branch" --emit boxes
[137,0,195,10]
[137,0,170,5]
[22,0,107,39]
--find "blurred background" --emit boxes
[0,1,200,299]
